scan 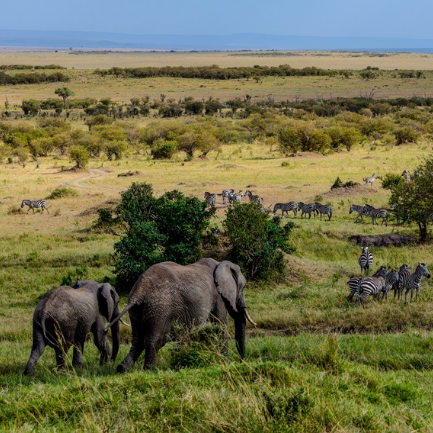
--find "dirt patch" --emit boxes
[78,199,120,217]
[324,184,374,198]
[117,170,142,177]
[348,234,418,247]
[216,164,244,169]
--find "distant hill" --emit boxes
[1,29,433,52]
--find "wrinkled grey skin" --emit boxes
[23,281,120,375]
[113,258,251,372]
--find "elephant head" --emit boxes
[214,261,255,359]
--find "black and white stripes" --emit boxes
[21,199,49,214]
[358,246,373,274]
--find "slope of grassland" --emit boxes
[1,142,433,431]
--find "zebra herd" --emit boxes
[349,204,388,226]
[347,247,431,306]
[204,189,262,207]
[20,199,49,214]
[273,201,333,221]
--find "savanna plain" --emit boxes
[1,50,433,432]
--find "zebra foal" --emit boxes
[358,246,373,274]
[21,199,49,214]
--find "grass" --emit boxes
[2,53,433,429]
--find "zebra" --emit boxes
[346,266,386,302]
[393,264,411,300]
[315,204,333,221]
[363,204,388,226]
[401,263,431,303]
[349,204,366,222]
[273,202,297,217]
[297,202,315,219]
[21,199,49,214]
[228,191,243,205]
[244,190,261,204]
[355,273,387,307]
[380,269,400,300]
[221,189,235,205]
[312,202,322,218]
[358,246,373,274]
[363,173,377,186]
[204,192,217,207]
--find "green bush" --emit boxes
[47,187,78,199]
[223,202,295,280]
[381,173,404,190]
[113,182,215,288]
[150,139,178,159]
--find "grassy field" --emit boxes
[1,50,433,431]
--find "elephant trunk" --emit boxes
[110,305,120,362]
[235,311,247,360]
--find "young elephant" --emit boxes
[23,281,121,375]
[111,258,255,372]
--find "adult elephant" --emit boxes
[111,258,255,372]
[23,281,121,375]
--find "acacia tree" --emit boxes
[388,155,433,241]
[55,86,75,109]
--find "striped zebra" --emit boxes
[297,202,315,219]
[355,272,387,307]
[393,264,411,300]
[380,269,400,300]
[221,189,235,205]
[316,204,333,221]
[273,202,297,217]
[244,190,261,204]
[358,246,373,274]
[228,191,243,205]
[349,204,366,222]
[401,263,431,303]
[204,192,217,207]
[363,204,388,226]
[21,199,49,214]
[312,202,322,218]
[363,173,377,186]
[346,266,386,302]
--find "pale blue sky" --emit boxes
[1,0,432,39]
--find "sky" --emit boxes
[1,0,433,40]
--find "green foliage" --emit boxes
[394,126,419,145]
[47,187,78,199]
[389,155,433,241]
[381,173,404,190]
[150,139,178,159]
[113,183,215,288]
[21,99,41,116]
[69,145,89,169]
[331,177,343,189]
[223,202,295,280]
[54,86,75,108]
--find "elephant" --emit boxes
[23,280,121,375]
[111,258,255,372]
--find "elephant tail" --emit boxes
[104,303,134,333]
[39,313,62,350]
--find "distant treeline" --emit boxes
[0,64,66,70]
[94,64,350,79]
[0,71,69,85]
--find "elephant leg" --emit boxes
[55,347,67,370]
[93,328,111,365]
[210,311,229,357]
[117,327,145,373]
[72,340,85,368]
[23,332,46,375]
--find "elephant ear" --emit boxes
[214,261,246,313]
[98,283,119,321]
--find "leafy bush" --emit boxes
[381,173,404,190]
[150,140,178,159]
[47,187,78,199]
[113,182,215,288]
[331,177,343,189]
[223,202,295,280]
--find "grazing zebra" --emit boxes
[358,246,373,274]
[349,204,366,222]
[401,263,431,303]
[355,274,387,307]
[363,173,377,186]
[346,266,386,302]
[228,191,243,205]
[297,202,315,219]
[273,202,298,217]
[221,189,235,204]
[204,192,217,207]
[393,264,411,300]
[315,204,333,221]
[244,190,261,204]
[21,199,49,214]
[380,269,400,300]
[363,204,388,226]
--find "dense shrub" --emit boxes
[47,187,78,199]
[113,183,215,288]
[223,202,295,280]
